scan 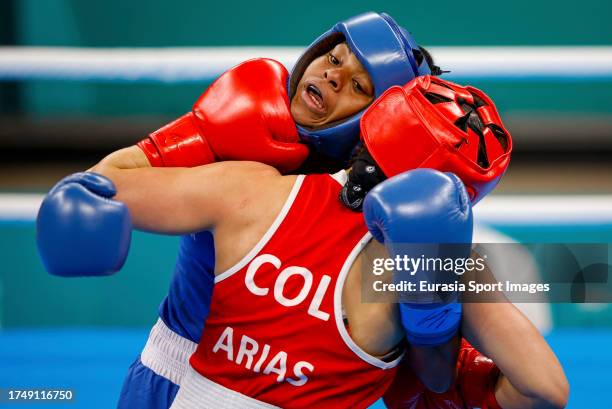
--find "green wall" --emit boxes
[0,223,176,327]
[16,0,612,46]
[9,0,612,117]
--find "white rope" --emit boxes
[0,193,44,221]
[3,193,612,224]
[1,46,611,82]
[0,47,299,83]
[474,195,612,225]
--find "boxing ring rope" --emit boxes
[1,46,612,82]
[2,193,612,224]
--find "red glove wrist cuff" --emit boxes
[137,137,164,167]
[458,342,502,409]
[147,112,215,167]
[483,384,503,409]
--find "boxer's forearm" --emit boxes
[91,165,195,233]
[407,334,459,393]
[89,160,281,236]
[463,302,568,408]
[461,300,568,409]
[493,375,565,409]
[89,162,222,234]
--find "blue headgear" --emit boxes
[288,12,431,159]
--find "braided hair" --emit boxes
[415,46,449,77]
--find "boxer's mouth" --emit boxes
[301,83,326,115]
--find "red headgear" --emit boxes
[360,76,512,203]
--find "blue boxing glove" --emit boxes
[36,172,132,277]
[363,168,473,346]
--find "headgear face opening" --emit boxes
[360,76,513,204]
[289,12,431,160]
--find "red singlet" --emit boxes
[189,173,402,408]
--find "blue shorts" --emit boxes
[117,357,179,409]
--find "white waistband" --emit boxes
[170,365,280,409]
[140,318,197,385]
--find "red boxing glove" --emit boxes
[455,339,502,409]
[137,59,309,173]
[383,339,502,409]
[382,359,431,409]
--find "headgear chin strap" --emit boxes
[289,12,431,160]
[361,76,513,204]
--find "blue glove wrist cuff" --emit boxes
[400,302,462,347]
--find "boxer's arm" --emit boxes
[363,170,472,393]
[346,242,457,393]
[90,160,280,234]
[406,335,460,393]
[461,261,569,409]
